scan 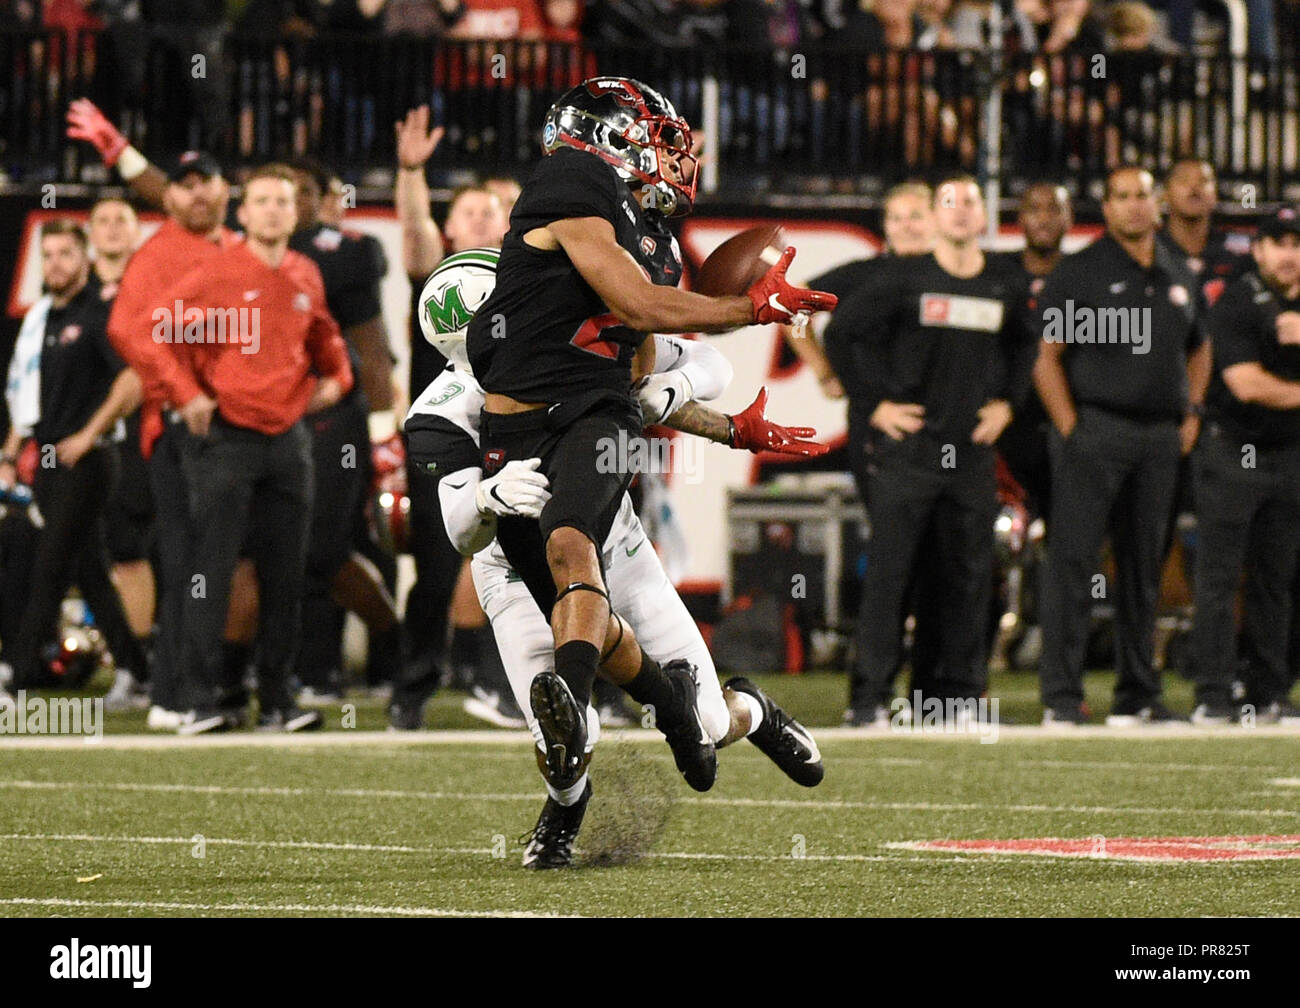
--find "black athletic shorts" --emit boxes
[479,391,641,619]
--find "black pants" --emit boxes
[148,420,194,710]
[181,417,313,714]
[1192,426,1300,708]
[846,407,943,700]
[395,456,462,705]
[1039,406,1181,712]
[849,431,997,709]
[296,394,371,692]
[6,446,147,687]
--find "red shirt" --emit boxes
[163,243,353,436]
[108,219,243,454]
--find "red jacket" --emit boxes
[107,219,243,455]
[162,242,353,435]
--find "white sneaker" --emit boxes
[146,705,186,731]
[297,687,342,707]
[463,686,528,729]
[104,669,151,712]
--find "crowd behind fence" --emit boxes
[1,28,1297,198]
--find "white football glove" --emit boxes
[636,370,694,425]
[475,458,551,518]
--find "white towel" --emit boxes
[5,294,51,436]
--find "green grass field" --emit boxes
[2,670,1299,917]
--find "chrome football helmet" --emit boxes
[542,76,697,216]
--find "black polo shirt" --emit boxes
[289,223,388,329]
[824,252,1029,443]
[1204,270,1300,446]
[35,273,126,447]
[1157,224,1253,308]
[1036,233,1201,423]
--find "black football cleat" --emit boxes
[725,677,824,787]
[529,672,588,789]
[520,780,593,870]
[658,660,717,792]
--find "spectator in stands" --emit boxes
[1036,0,1104,52]
[143,1,232,150]
[163,164,353,734]
[1107,0,1179,52]
[1164,0,1277,58]
[0,219,147,699]
[384,0,468,35]
[834,0,972,170]
[588,0,727,47]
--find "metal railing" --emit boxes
[1,28,1296,200]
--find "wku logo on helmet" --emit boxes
[586,79,646,110]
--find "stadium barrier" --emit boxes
[0,28,1296,198]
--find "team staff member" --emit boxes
[105,151,243,730]
[994,182,1072,518]
[286,160,400,702]
[827,176,1028,725]
[86,197,156,712]
[160,164,354,733]
[1191,208,1300,725]
[1034,165,1210,726]
[0,220,146,693]
[822,181,937,722]
[1158,159,1252,309]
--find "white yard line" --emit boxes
[0,896,577,918]
[1,778,1296,817]
[2,724,1299,750]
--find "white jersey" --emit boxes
[402,334,733,746]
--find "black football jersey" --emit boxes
[466,146,684,403]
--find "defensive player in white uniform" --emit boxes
[406,250,825,868]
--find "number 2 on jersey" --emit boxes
[570,313,623,360]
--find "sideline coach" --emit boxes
[1033,165,1210,726]
[1191,207,1300,724]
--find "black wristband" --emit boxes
[726,416,738,448]
[1187,403,1205,419]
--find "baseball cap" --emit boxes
[1257,205,1300,241]
[166,150,223,183]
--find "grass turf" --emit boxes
[1,670,1299,917]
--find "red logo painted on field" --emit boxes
[895,836,1300,862]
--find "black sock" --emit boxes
[623,652,676,714]
[221,642,252,702]
[554,640,600,714]
[450,626,478,668]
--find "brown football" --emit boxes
[693,224,788,297]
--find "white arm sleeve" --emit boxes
[653,334,733,401]
[438,466,498,556]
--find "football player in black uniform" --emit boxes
[465,77,836,794]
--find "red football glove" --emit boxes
[746,247,839,325]
[66,98,128,166]
[728,387,829,457]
